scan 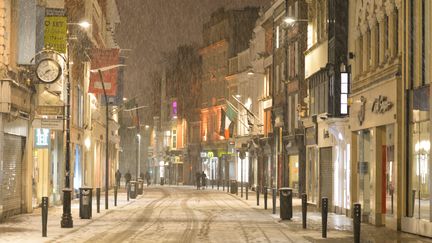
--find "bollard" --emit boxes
[264,187,268,210]
[127,183,130,202]
[114,185,118,206]
[241,181,243,198]
[42,197,48,237]
[96,188,101,213]
[354,203,361,243]
[212,179,214,189]
[236,181,239,196]
[217,179,220,190]
[256,186,260,206]
[272,188,276,214]
[246,183,249,200]
[222,179,225,191]
[322,197,328,238]
[302,193,307,229]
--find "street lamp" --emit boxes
[283,17,308,25]
[90,64,126,210]
[58,20,90,228]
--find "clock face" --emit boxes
[36,58,62,83]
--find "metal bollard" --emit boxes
[256,186,260,206]
[241,181,243,198]
[246,183,248,200]
[264,187,268,210]
[302,193,307,229]
[217,180,220,190]
[114,185,118,206]
[322,197,328,238]
[354,203,361,243]
[222,179,225,191]
[272,188,276,214]
[42,197,48,237]
[127,183,130,202]
[212,179,214,189]
[236,181,239,196]
[96,188,101,213]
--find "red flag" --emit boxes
[89,48,120,96]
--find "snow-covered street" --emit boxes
[1,186,431,243]
[0,186,307,243]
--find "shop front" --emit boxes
[350,79,399,228]
[402,85,432,237]
[32,127,64,207]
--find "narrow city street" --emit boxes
[2,186,431,243]
[48,186,306,243]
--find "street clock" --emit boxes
[36,58,62,84]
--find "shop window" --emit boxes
[409,86,430,221]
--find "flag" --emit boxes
[222,101,238,138]
[89,48,120,96]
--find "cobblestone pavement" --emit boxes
[0,186,431,243]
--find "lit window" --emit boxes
[340,72,349,115]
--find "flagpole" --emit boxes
[231,96,263,126]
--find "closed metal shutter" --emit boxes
[2,134,24,218]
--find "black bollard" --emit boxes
[96,188,101,213]
[246,183,249,200]
[42,197,48,237]
[212,179,214,189]
[127,183,130,202]
[241,181,243,198]
[322,197,328,238]
[114,185,118,206]
[217,180,220,190]
[222,179,225,191]
[354,203,361,243]
[264,187,268,210]
[236,181,239,196]
[256,186,260,206]
[302,193,307,229]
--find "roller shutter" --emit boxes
[1,134,25,218]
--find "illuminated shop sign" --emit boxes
[35,128,50,148]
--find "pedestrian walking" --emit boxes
[125,170,132,189]
[115,169,122,187]
[201,171,207,189]
[195,172,201,190]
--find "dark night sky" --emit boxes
[115,0,271,102]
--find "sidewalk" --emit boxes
[0,188,135,243]
[222,186,432,243]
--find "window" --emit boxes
[340,72,349,115]
[276,25,280,49]
[172,129,177,148]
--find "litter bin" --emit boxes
[130,181,137,199]
[279,187,293,220]
[137,179,143,195]
[230,180,238,194]
[79,187,93,219]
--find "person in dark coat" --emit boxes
[201,171,207,189]
[124,171,132,189]
[115,169,121,187]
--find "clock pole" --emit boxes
[61,36,73,228]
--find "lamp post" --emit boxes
[60,20,90,228]
[90,64,125,210]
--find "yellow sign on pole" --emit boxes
[44,16,67,53]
